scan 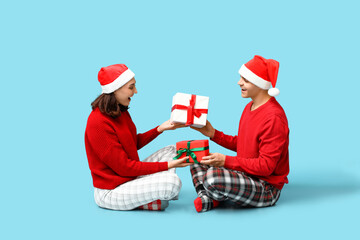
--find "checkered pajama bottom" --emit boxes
[94,145,181,211]
[190,164,281,210]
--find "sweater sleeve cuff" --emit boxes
[210,129,222,142]
[224,155,237,170]
[153,125,163,136]
[159,161,169,171]
[157,125,165,134]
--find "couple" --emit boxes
[84,55,289,213]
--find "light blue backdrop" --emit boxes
[1,0,359,239]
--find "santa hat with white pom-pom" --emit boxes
[239,55,280,97]
[98,64,135,94]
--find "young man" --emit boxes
[190,55,289,212]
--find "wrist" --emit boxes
[167,161,173,169]
[157,126,164,133]
[209,128,215,138]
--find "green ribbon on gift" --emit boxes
[173,140,209,163]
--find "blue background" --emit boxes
[1,0,359,239]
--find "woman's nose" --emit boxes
[134,87,138,94]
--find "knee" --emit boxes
[162,145,177,164]
[94,188,105,208]
[164,145,176,154]
[203,171,221,192]
[203,171,227,201]
[94,189,127,210]
[94,195,102,208]
[161,173,182,200]
[168,173,182,194]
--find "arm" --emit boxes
[225,116,288,176]
[106,129,192,175]
[137,120,187,150]
[211,129,237,152]
[136,126,162,150]
[191,120,237,152]
[102,141,168,177]
[87,120,167,177]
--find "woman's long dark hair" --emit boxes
[91,93,128,118]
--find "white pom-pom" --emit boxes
[268,88,280,97]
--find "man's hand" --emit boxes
[157,120,188,133]
[201,153,226,167]
[190,120,215,138]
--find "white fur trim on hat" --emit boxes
[239,64,271,90]
[101,69,135,94]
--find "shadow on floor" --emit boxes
[213,182,360,211]
[278,182,360,205]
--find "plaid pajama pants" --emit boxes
[190,164,281,208]
[94,145,182,210]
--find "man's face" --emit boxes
[237,76,262,98]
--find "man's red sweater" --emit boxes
[211,97,289,190]
[85,108,168,190]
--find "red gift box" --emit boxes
[174,140,209,163]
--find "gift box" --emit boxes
[170,93,209,128]
[173,140,209,163]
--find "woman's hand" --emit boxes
[190,120,215,138]
[168,156,193,169]
[201,153,225,167]
[157,120,187,133]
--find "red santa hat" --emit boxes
[98,64,135,94]
[238,55,280,97]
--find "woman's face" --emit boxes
[114,78,137,106]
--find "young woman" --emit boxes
[85,64,191,211]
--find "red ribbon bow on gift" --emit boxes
[171,94,208,126]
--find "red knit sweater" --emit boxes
[85,108,168,189]
[211,97,289,190]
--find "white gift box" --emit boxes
[170,93,209,128]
